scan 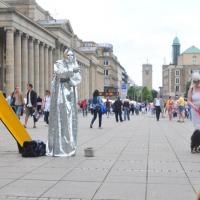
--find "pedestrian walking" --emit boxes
[90,89,103,128]
[188,72,200,130]
[81,99,88,116]
[43,90,51,124]
[166,96,174,121]
[113,96,123,122]
[37,96,43,114]
[24,83,37,128]
[177,95,185,122]
[7,91,16,112]
[123,97,130,120]
[105,98,111,118]
[13,86,24,119]
[130,103,135,115]
[154,94,162,121]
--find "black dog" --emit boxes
[191,129,200,153]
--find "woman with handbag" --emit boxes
[90,90,103,129]
[188,72,200,130]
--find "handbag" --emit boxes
[21,140,46,157]
[100,104,107,114]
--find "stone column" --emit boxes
[28,37,34,86]
[39,42,44,97]
[5,27,15,95]
[14,30,22,89]
[60,44,64,59]
[52,48,56,64]
[34,39,39,94]
[80,66,83,100]
[48,47,53,88]
[44,44,49,90]
[55,40,61,60]
[21,34,29,95]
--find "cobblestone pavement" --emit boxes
[0,113,199,200]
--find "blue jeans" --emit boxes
[91,109,102,127]
[123,107,130,120]
[15,105,23,118]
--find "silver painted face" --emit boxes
[67,50,74,62]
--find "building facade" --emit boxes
[97,43,118,93]
[78,41,104,97]
[79,41,128,98]
[142,64,152,90]
[162,37,200,98]
[0,0,103,100]
[0,0,128,100]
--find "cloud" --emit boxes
[36,0,200,89]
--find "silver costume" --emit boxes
[47,50,81,156]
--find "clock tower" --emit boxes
[142,63,152,90]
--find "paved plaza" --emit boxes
[0,113,199,200]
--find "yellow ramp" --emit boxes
[0,92,31,147]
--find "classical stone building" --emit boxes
[142,63,152,90]
[0,0,104,100]
[162,37,200,98]
[0,0,128,100]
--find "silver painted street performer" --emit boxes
[46,49,81,156]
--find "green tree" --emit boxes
[127,86,135,100]
[151,89,158,99]
[127,85,140,101]
[141,86,152,102]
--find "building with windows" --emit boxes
[162,37,200,98]
[0,0,94,100]
[97,43,119,94]
[78,41,104,97]
[0,0,128,100]
[79,41,128,97]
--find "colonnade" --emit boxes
[4,26,95,100]
[4,26,67,97]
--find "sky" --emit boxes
[37,0,200,90]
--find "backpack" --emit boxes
[21,140,46,157]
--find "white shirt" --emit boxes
[27,91,33,107]
[155,98,161,106]
[44,96,51,112]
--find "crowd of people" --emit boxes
[1,71,200,134]
[2,84,196,130]
[3,83,51,128]
[77,91,194,129]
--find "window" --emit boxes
[175,70,180,76]
[104,70,108,76]
[192,56,197,64]
[175,85,179,92]
[103,52,109,56]
[175,77,180,84]
[104,60,109,66]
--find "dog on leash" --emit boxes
[191,129,200,153]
